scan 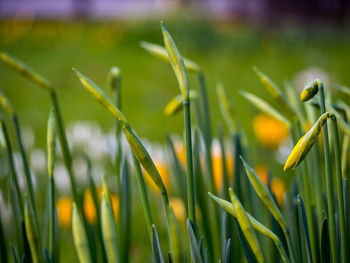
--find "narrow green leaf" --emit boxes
[187,219,203,263]
[320,218,331,263]
[151,225,165,263]
[240,90,291,127]
[24,195,41,263]
[240,157,287,231]
[216,83,236,133]
[10,244,19,263]
[333,84,350,98]
[47,109,56,178]
[253,67,288,104]
[209,193,289,263]
[0,52,52,91]
[224,239,232,263]
[297,195,312,263]
[73,68,168,197]
[164,90,197,116]
[160,22,189,100]
[101,178,119,263]
[229,189,264,263]
[0,210,7,263]
[167,206,186,263]
[0,88,15,115]
[72,203,92,263]
[140,41,201,73]
[119,161,131,263]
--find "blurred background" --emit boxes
[1,0,350,146]
[1,0,350,261]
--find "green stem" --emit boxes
[331,117,347,263]
[114,75,122,194]
[1,122,23,216]
[183,100,196,233]
[132,154,153,240]
[319,84,337,263]
[198,73,221,258]
[12,115,37,219]
[49,176,55,262]
[300,162,317,263]
[297,124,317,263]
[50,91,79,204]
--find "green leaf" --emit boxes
[187,219,203,263]
[0,52,53,91]
[320,218,331,263]
[73,68,167,196]
[297,195,313,263]
[151,225,165,263]
[140,41,201,74]
[240,157,287,231]
[240,91,291,127]
[224,239,232,263]
[167,206,186,263]
[160,22,189,100]
[229,189,264,263]
[72,203,92,263]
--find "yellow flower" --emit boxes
[84,189,97,224]
[170,198,186,221]
[56,197,72,229]
[253,113,289,149]
[144,160,169,193]
[271,179,285,206]
[83,188,119,224]
[174,141,186,168]
[284,112,331,171]
[212,148,234,192]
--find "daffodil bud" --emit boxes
[108,66,121,91]
[0,52,53,91]
[284,112,332,171]
[164,90,197,116]
[74,68,167,195]
[140,41,201,74]
[300,79,320,102]
[47,108,56,178]
[73,68,128,125]
[160,22,189,101]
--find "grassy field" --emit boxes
[1,18,350,148]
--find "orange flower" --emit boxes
[56,197,72,229]
[174,141,186,167]
[255,165,268,186]
[57,188,119,228]
[271,178,285,206]
[255,165,285,205]
[253,113,289,149]
[170,198,186,221]
[212,145,234,192]
[144,160,169,193]
[84,187,119,224]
